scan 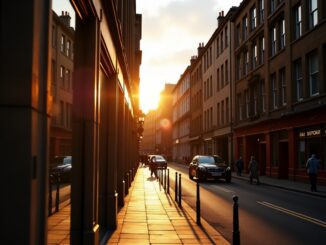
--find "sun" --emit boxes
[139,82,161,113]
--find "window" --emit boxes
[217,68,220,91]
[271,26,277,56]
[66,69,71,90]
[308,51,319,96]
[253,86,258,115]
[270,0,276,14]
[279,68,286,105]
[204,81,207,100]
[280,19,285,49]
[236,24,241,46]
[244,51,249,74]
[294,59,303,101]
[309,0,318,28]
[217,103,220,126]
[216,37,219,57]
[225,60,229,84]
[261,80,266,112]
[66,40,71,57]
[51,60,56,85]
[250,7,257,30]
[52,26,56,48]
[259,36,265,64]
[210,76,213,97]
[236,55,241,80]
[226,97,229,123]
[221,64,224,88]
[60,101,65,126]
[242,16,248,40]
[237,94,243,120]
[225,26,228,48]
[259,0,264,24]
[60,66,65,88]
[245,90,250,118]
[209,47,212,66]
[271,73,277,109]
[252,43,258,69]
[221,100,225,125]
[60,34,65,53]
[294,5,302,39]
[221,31,224,51]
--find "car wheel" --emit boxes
[189,170,193,180]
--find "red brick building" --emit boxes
[232,0,326,183]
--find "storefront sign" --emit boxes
[299,131,305,138]
[306,129,320,137]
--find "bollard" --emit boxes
[164,169,167,191]
[196,180,201,225]
[48,174,53,216]
[233,195,240,245]
[126,173,129,194]
[55,172,60,212]
[122,180,126,201]
[167,169,170,194]
[175,172,178,201]
[178,173,182,208]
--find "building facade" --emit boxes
[201,9,237,164]
[141,110,157,154]
[50,11,74,159]
[232,0,326,183]
[1,0,142,244]
[189,46,204,156]
[156,84,175,160]
[172,67,191,163]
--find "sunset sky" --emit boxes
[52,0,242,113]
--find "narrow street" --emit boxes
[166,162,326,245]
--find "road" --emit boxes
[165,162,326,245]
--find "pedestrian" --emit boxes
[248,155,260,184]
[236,156,244,176]
[306,154,320,192]
[149,156,158,178]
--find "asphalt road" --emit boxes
[165,162,326,245]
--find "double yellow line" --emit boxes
[257,201,326,228]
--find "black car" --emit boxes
[189,155,231,182]
[150,155,167,169]
[50,156,72,183]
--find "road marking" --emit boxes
[213,186,235,193]
[257,201,326,228]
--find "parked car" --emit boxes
[150,155,167,169]
[188,155,231,182]
[50,156,72,183]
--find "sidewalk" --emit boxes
[232,172,326,198]
[106,167,229,244]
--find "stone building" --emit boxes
[231,0,326,183]
[172,67,191,163]
[50,10,74,158]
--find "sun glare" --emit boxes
[140,85,160,113]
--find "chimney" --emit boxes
[59,11,71,28]
[190,55,198,66]
[197,42,204,56]
[217,11,225,27]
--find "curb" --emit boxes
[232,174,326,199]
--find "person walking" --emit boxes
[236,156,244,176]
[248,155,260,184]
[149,156,158,178]
[306,154,320,192]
